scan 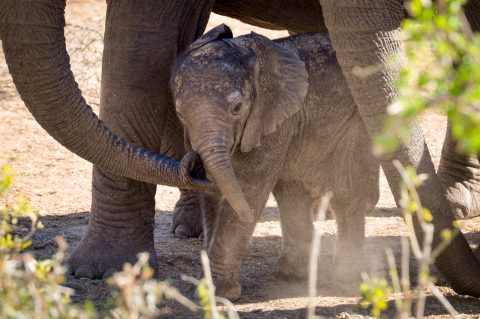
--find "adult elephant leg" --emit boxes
[171,189,203,238]
[438,1,480,220]
[69,0,214,279]
[320,0,480,296]
[464,0,480,32]
[438,123,480,219]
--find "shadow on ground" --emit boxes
[20,208,480,318]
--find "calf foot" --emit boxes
[68,230,156,279]
[331,254,363,290]
[274,253,308,281]
[171,189,203,238]
[333,262,361,284]
[214,277,242,301]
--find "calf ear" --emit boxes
[240,33,309,153]
[186,24,233,54]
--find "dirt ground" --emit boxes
[1,1,479,318]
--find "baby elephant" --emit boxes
[172,24,379,300]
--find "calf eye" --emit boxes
[231,102,243,115]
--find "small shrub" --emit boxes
[359,277,393,319]
[0,162,96,319]
[0,160,235,318]
[358,161,459,319]
[361,0,475,316]
[376,0,480,155]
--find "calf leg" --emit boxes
[202,192,258,301]
[330,198,366,283]
[272,180,315,280]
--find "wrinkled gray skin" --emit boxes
[173,26,381,300]
[1,0,480,295]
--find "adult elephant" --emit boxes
[1,0,479,296]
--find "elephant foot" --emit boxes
[332,255,362,288]
[171,189,203,238]
[438,143,480,219]
[440,178,480,220]
[213,277,242,302]
[68,230,156,279]
[274,253,309,281]
[332,263,361,285]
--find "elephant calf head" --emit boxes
[171,24,309,222]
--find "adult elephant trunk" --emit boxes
[193,128,254,223]
[320,0,480,296]
[0,0,197,188]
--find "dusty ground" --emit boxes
[1,1,479,318]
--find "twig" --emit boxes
[400,236,412,316]
[307,192,332,319]
[162,285,200,312]
[427,283,459,318]
[182,273,239,318]
[415,224,434,319]
[386,248,404,316]
[392,160,459,318]
[201,251,221,319]
[216,297,240,319]
[181,274,200,286]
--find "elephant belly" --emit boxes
[213,0,326,33]
[282,115,379,206]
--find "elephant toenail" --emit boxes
[174,225,190,239]
[75,265,95,279]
